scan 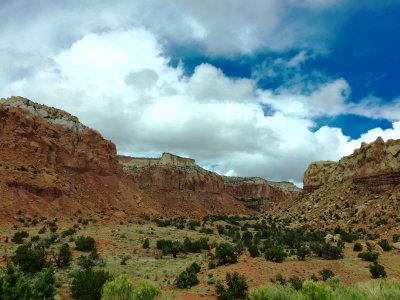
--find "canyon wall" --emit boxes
[303,137,400,193]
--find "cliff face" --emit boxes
[0,97,256,221]
[130,166,224,193]
[280,137,400,232]
[303,137,400,193]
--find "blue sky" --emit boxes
[1,0,399,184]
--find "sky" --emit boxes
[1,0,400,185]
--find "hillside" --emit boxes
[272,137,400,236]
[1,96,293,222]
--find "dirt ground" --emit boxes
[1,219,399,300]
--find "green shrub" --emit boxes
[142,238,150,249]
[265,246,287,263]
[392,234,400,243]
[248,244,259,258]
[0,262,31,299]
[321,243,343,260]
[378,239,391,251]
[75,236,96,252]
[288,276,303,291]
[215,242,237,265]
[175,269,199,289]
[11,231,29,244]
[297,245,311,261]
[187,262,201,274]
[358,251,379,262]
[15,244,47,274]
[353,243,363,252]
[319,269,334,281]
[101,274,134,300]
[369,262,387,278]
[208,260,216,269]
[57,243,72,268]
[0,262,56,300]
[31,267,57,300]
[71,269,112,300]
[61,228,76,238]
[133,280,162,300]
[271,273,286,286]
[301,280,335,300]
[215,272,248,300]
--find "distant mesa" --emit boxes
[119,152,196,170]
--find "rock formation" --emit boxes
[276,137,400,232]
[0,96,260,221]
[303,137,400,193]
[119,152,196,170]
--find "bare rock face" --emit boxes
[1,96,86,133]
[130,165,225,193]
[0,98,120,175]
[0,97,256,221]
[223,177,289,202]
[303,137,400,193]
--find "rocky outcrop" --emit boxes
[0,97,256,221]
[223,176,289,202]
[303,137,400,193]
[120,153,196,170]
[1,96,86,132]
[130,165,225,193]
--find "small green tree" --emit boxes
[31,267,57,300]
[215,243,237,265]
[248,243,259,258]
[265,246,287,263]
[358,251,379,262]
[175,269,199,289]
[71,269,112,300]
[142,238,150,249]
[75,236,96,252]
[14,244,47,274]
[215,272,248,300]
[319,268,335,281]
[378,239,391,251]
[353,243,363,252]
[369,262,387,279]
[0,261,31,299]
[56,243,72,268]
[11,231,29,244]
[297,245,311,261]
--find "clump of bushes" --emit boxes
[75,235,96,252]
[56,243,72,268]
[358,251,379,262]
[319,268,335,281]
[14,244,47,274]
[353,242,363,252]
[102,274,161,300]
[0,262,56,299]
[11,231,29,244]
[71,269,112,300]
[265,246,287,263]
[215,272,248,300]
[175,263,200,289]
[378,239,391,251]
[215,242,238,265]
[369,262,387,279]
